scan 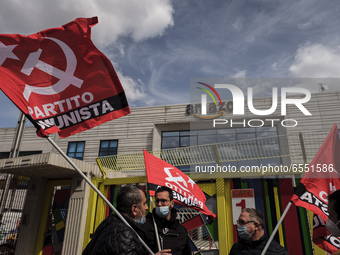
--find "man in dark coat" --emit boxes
[83,184,171,255]
[327,190,340,255]
[141,186,191,255]
[229,208,289,255]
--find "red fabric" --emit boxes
[0,17,130,138]
[143,150,216,218]
[279,178,303,255]
[291,124,340,254]
[182,215,205,231]
[312,214,340,252]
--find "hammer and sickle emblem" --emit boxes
[22,37,83,101]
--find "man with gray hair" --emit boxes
[229,208,289,255]
[83,184,171,255]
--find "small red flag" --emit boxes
[291,124,340,253]
[143,149,216,219]
[0,17,130,138]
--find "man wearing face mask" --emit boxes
[83,184,171,255]
[327,190,340,255]
[141,186,191,255]
[229,208,289,255]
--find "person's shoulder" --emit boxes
[177,221,188,232]
[140,213,154,230]
[228,242,242,254]
[268,239,289,253]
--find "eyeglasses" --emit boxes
[237,220,255,226]
[155,199,171,205]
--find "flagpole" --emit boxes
[260,201,292,255]
[45,135,154,255]
[150,196,162,251]
[260,175,296,255]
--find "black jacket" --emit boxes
[140,208,191,255]
[82,213,146,255]
[229,234,289,255]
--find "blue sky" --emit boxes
[1,0,340,128]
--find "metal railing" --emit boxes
[96,130,330,174]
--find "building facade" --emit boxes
[0,91,339,255]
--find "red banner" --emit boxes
[0,17,130,138]
[143,149,216,219]
[291,124,340,253]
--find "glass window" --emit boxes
[19,151,42,157]
[162,131,179,137]
[237,133,256,141]
[198,135,216,145]
[67,141,85,160]
[99,140,118,157]
[161,126,281,172]
[217,133,236,142]
[0,152,10,159]
[180,136,190,147]
[162,137,180,149]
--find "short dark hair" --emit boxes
[242,208,264,229]
[116,184,143,214]
[155,186,173,201]
[328,189,340,218]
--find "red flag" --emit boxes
[0,17,130,138]
[143,149,216,219]
[291,124,340,253]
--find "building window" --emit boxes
[0,152,10,159]
[67,142,85,160]
[161,127,281,171]
[99,140,118,157]
[19,151,42,157]
[0,151,42,159]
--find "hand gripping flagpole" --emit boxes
[44,135,154,255]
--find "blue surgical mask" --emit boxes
[134,216,146,227]
[237,225,253,240]
[155,206,170,218]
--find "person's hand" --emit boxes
[154,249,171,255]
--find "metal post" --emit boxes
[150,197,162,251]
[0,112,26,221]
[260,201,293,255]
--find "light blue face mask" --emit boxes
[134,215,146,227]
[155,206,170,218]
[134,205,146,227]
[237,224,253,240]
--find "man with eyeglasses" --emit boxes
[83,184,171,255]
[141,186,191,255]
[229,208,289,255]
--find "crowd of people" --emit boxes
[82,184,340,255]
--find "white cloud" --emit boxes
[116,71,147,104]
[289,43,340,78]
[232,16,243,31]
[232,70,247,78]
[0,0,174,48]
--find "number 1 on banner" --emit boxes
[236,199,246,211]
